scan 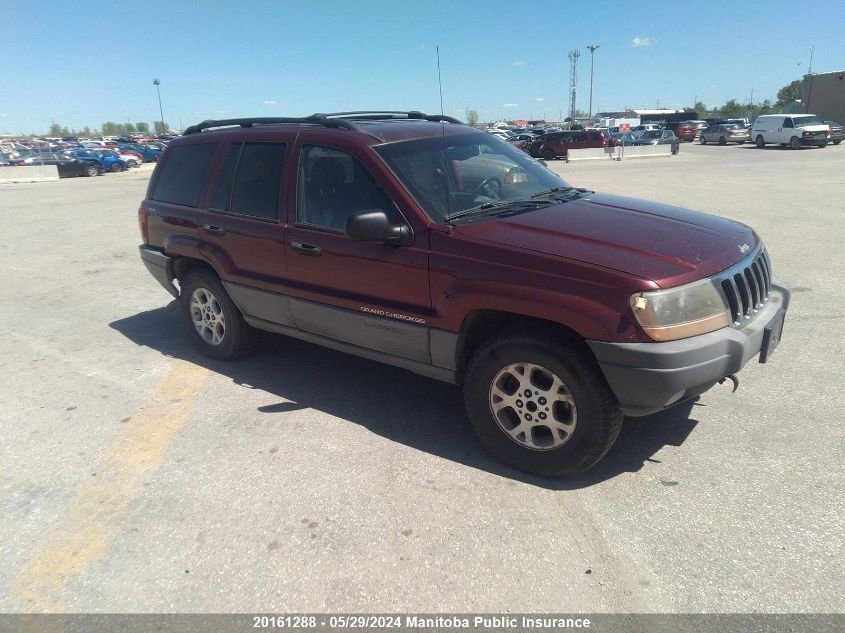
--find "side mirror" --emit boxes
[345,210,413,247]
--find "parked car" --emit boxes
[537,130,612,160]
[117,151,143,168]
[632,129,680,154]
[824,121,843,145]
[119,143,161,162]
[699,124,750,145]
[138,111,789,477]
[751,114,830,149]
[74,148,127,172]
[676,120,709,142]
[7,152,103,177]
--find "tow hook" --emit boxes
[719,374,740,393]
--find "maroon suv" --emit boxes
[537,130,612,160]
[139,111,790,477]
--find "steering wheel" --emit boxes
[473,176,502,199]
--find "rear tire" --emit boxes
[719,136,726,145]
[180,270,259,360]
[542,149,555,161]
[700,136,707,144]
[755,135,765,148]
[834,140,842,145]
[463,327,623,477]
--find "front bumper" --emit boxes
[588,282,790,417]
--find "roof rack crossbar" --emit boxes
[182,111,462,135]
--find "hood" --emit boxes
[454,192,758,287]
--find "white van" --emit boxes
[751,114,830,149]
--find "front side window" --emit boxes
[297,145,396,232]
[152,143,217,207]
[783,118,794,129]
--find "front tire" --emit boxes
[110,162,123,172]
[84,163,99,177]
[789,136,801,150]
[542,149,555,161]
[180,270,258,360]
[700,135,707,144]
[463,328,623,477]
[719,136,726,145]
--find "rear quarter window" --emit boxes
[152,144,217,207]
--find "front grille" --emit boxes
[719,249,772,325]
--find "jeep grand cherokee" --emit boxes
[139,111,789,477]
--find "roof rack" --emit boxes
[182,111,463,135]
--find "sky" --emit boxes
[2,0,844,134]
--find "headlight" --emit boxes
[630,279,731,341]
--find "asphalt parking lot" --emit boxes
[0,143,842,614]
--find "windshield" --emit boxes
[791,115,824,127]
[374,132,571,223]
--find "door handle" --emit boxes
[202,224,226,237]
[290,241,323,257]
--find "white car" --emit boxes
[117,151,142,168]
[751,114,830,149]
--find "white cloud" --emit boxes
[511,60,526,67]
[0,113,7,117]
[416,45,426,51]
[262,100,277,106]
[631,37,656,48]
[535,97,545,102]
[502,103,518,108]
[213,109,229,114]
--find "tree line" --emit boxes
[45,120,169,137]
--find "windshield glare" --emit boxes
[792,116,824,127]
[374,132,571,223]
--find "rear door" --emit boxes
[283,134,432,363]
[193,137,293,325]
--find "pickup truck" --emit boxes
[138,111,790,477]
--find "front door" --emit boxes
[283,137,432,363]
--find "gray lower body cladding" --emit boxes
[588,283,790,417]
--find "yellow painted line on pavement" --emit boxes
[1,359,209,612]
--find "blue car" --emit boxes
[118,143,161,162]
[75,149,128,172]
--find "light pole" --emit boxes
[798,46,815,113]
[587,44,599,123]
[153,79,165,134]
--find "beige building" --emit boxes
[802,70,845,122]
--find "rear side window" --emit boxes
[210,142,286,220]
[152,144,217,207]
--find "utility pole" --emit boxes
[153,79,165,133]
[587,44,599,122]
[568,49,580,128]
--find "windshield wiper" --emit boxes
[443,201,551,224]
[529,186,592,199]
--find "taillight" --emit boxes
[138,206,150,244]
